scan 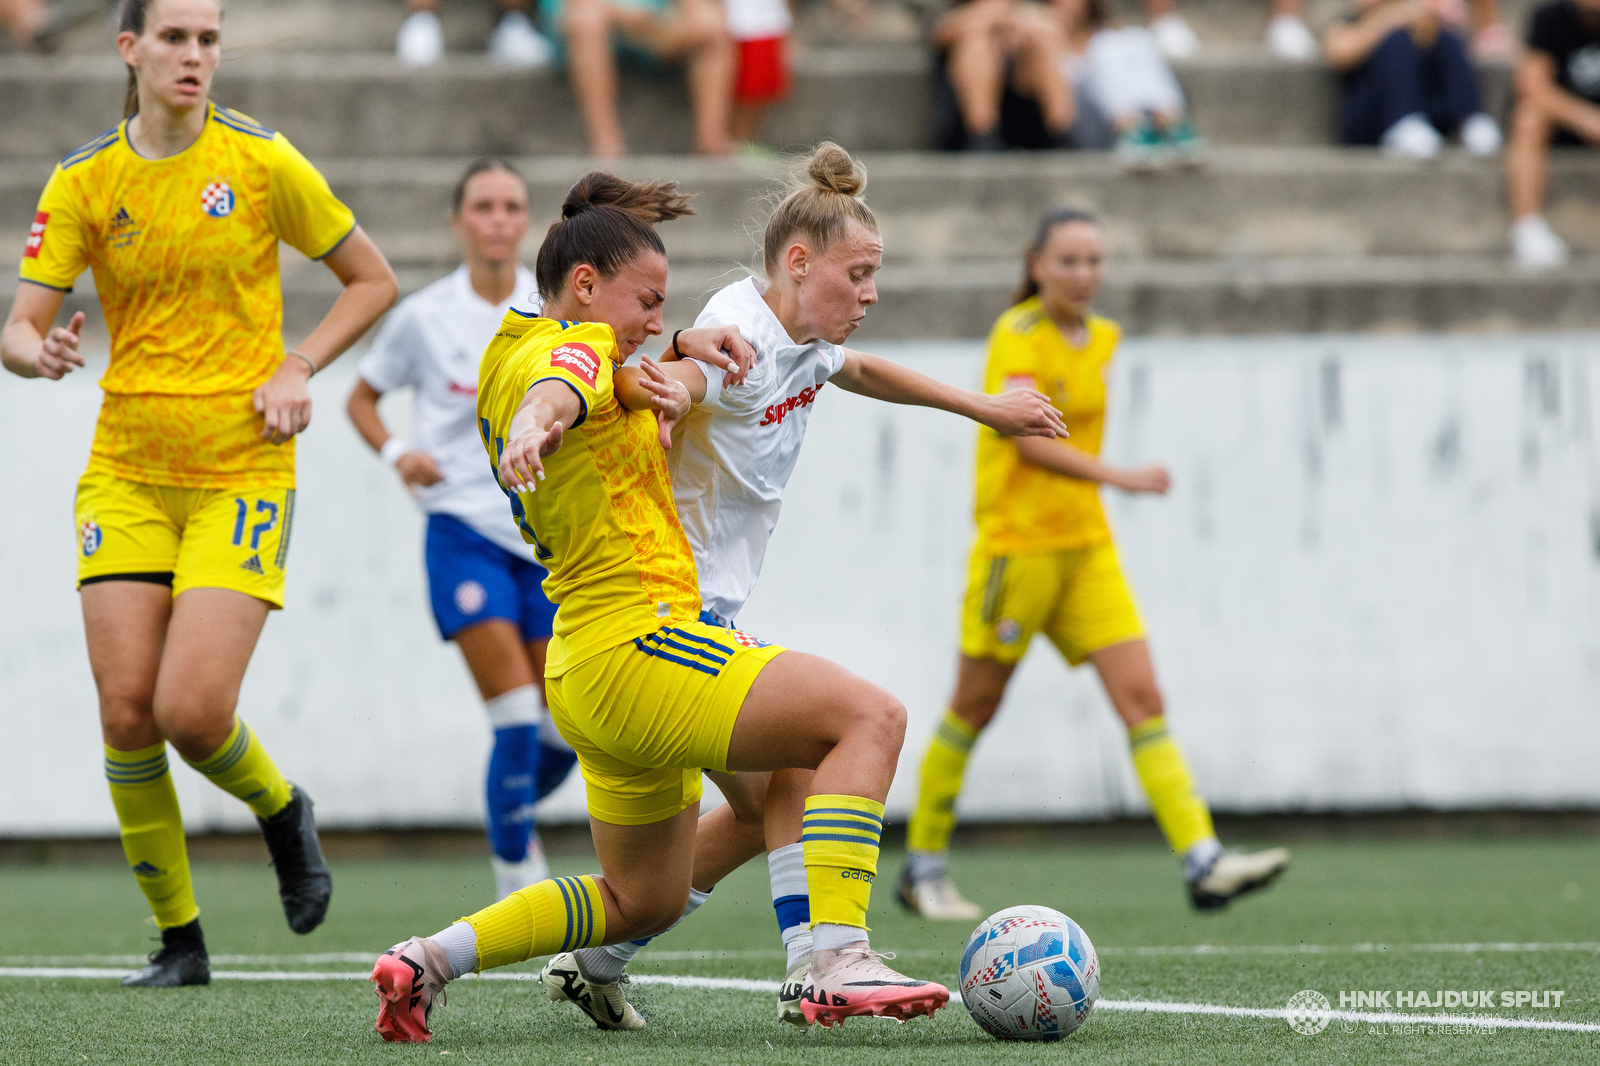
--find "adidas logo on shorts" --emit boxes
[240,554,265,575]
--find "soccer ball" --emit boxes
[957,905,1099,1041]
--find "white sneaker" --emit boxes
[396,10,445,68]
[1265,14,1317,60]
[1380,113,1442,160]
[487,10,553,68]
[1511,214,1570,271]
[540,951,646,1030]
[1189,847,1290,910]
[1461,112,1503,157]
[897,868,984,921]
[1150,13,1200,59]
[777,955,810,1025]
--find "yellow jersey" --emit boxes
[973,298,1120,555]
[19,104,356,489]
[477,314,702,675]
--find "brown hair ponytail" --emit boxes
[534,172,694,300]
[1014,208,1100,306]
[120,0,150,118]
[762,142,878,276]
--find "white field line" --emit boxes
[1,966,1596,1034]
[7,942,1599,967]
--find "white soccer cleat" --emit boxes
[800,946,949,1026]
[1380,113,1442,160]
[1265,14,1317,60]
[487,10,553,68]
[1511,215,1570,271]
[1189,847,1290,910]
[396,10,445,68]
[540,951,646,1030]
[1150,13,1200,59]
[897,868,984,922]
[778,955,810,1025]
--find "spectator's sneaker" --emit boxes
[1116,119,1164,171]
[778,955,811,1025]
[1511,215,1570,271]
[1461,112,1503,157]
[488,10,554,68]
[257,784,332,935]
[1380,113,1442,160]
[371,936,452,1043]
[122,921,209,988]
[541,951,647,1030]
[1162,118,1205,166]
[1150,13,1199,59]
[1189,847,1290,910]
[396,10,445,68]
[897,867,983,922]
[1265,14,1317,60]
[800,947,950,1026]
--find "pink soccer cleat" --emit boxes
[370,936,451,1043]
[799,946,950,1027]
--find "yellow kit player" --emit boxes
[900,209,1290,917]
[1,0,397,986]
[369,172,948,1043]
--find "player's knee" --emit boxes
[619,887,689,940]
[1119,681,1164,727]
[847,688,906,758]
[99,693,159,751]
[151,693,232,758]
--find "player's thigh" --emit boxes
[151,587,270,758]
[81,580,172,748]
[454,620,538,702]
[959,548,1062,666]
[1043,542,1146,668]
[171,484,297,609]
[1085,638,1163,728]
[723,649,905,774]
[588,804,700,935]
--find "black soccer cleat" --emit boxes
[122,920,210,988]
[257,784,333,934]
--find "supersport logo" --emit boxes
[551,343,600,386]
[759,383,824,427]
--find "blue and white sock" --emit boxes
[768,843,812,970]
[534,712,578,801]
[485,686,542,897]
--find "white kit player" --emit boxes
[537,143,1067,1028]
[347,159,578,902]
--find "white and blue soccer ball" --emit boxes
[958,905,1099,1041]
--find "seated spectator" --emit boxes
[1053,0,1202,162]
[1505,0,1600,268]
[727,0,792,147]
[397,0,553,67]
[931,0,1075,151]
[1141,0,1319,61]
[540,0,733,157]
[1324,0,1502,160]
[0,0,87,50]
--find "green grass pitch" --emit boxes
[4,834,1598,1065]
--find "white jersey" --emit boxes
[358,264,542,561]
[671,276,847,621]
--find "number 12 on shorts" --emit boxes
[232,497,278,549]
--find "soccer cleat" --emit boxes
[258,784,333,935]
[800,947,950,1027]
[1189,847,1290,910]
[122,922,209,988]
[541,951,646,1031]
[777,955,810,1025]
[371,936,451,1043]
[897,867,983,922]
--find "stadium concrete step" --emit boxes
[0,49,1512,160]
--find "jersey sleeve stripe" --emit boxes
[529,376,589,430]
[212,110,276,140]
[311,221,357,261]
[214,105,277,136]
[61,126,121,168]
[17,275,73,293]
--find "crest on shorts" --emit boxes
[996,618,1022,645]
[200,180,235,218]
[455,580,488,616]
[732,628,770,649]
[79,519,101,557]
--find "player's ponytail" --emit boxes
[762,142,878,277]
[120,0,150,118]
[534,172,695,299]
[1015,208,1100,306]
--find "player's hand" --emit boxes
[32,311,86,380]
[1114,463,1171,495]
[983,388,1068,439]
[638,355,691,449]
[500,421,563,493]
[396,451,444,488]
[675,325,757,387]
[254,354,315,445]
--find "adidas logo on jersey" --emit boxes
[240,554,265,575]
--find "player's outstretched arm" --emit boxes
[832,348,1068,438]
[500,379,583,492]
[657,324,758,387]
[1014,435,1171,495]
[1,283,84,380]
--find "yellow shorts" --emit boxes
[74,471,296,609]
[960,541,1144,667]
[546,619,787,826]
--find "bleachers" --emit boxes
[1,0,1596,338]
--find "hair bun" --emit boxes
[562,199,595,220]
[806,142,867,198]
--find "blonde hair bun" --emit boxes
[763,142,878,275]
[806,142,867,199]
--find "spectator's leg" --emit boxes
[944,20,1008,141]
[619,0,734,155]
[1505,97,1553,221]
[563,0,628,157]
[1337,29,1426,145]
[1008,6,1073,137]
[1422,29,1483,133]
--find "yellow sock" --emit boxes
[464,875,606,972]
[906,710,979,855]
[105,744,198,930]
[184,718,291,819]
[1128,716,1215,855]
[802,794,884,931]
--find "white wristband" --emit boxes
[380,438,409,466]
